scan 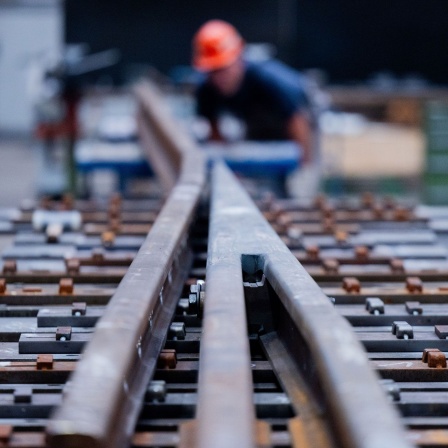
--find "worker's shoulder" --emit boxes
[246,60,305,90]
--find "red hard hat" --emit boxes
[192,20,244,71]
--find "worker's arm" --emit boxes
[286,112,313,165]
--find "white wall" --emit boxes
[0,3,63,133]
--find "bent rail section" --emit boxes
[135,81,203,192]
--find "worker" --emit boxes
[192,19,316,167]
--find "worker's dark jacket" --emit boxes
[196,60,309,140]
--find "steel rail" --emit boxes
[196,179,257,447]
[46,81,205,448]
[197,162,411,448]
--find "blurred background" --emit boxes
[1,0,448,204]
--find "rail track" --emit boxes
[0,81,448,447]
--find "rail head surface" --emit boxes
[200,162,411,448]
[46,81,205,448]
[196,178,257,447]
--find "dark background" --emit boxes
[65,0,448,85]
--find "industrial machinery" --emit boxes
[0,82,448,447]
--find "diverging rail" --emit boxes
[46,82,205,448]
[196,162,412,448]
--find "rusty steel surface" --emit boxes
[46,82,205,448]
[196,168,256,448]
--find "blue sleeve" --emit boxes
[250,61,309,119]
